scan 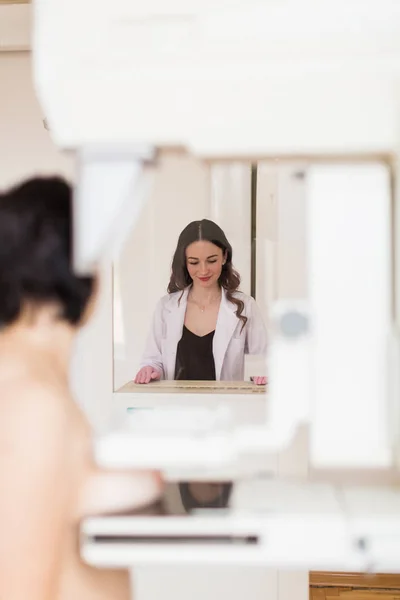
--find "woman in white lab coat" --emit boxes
[134,218,267,512]
[135,218,267,385]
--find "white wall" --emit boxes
[0,52,74,187]
[210,163,252,295]
[0,4,31,52]
[256,162,308,324]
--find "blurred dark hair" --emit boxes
[0,176,94,327]
[168,219,247,329]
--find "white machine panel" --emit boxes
[81,480,400,572]
[308,164,392,467]
[33,0,400,155]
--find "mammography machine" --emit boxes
[32,0,400,573]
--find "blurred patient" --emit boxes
[0,177,162,600]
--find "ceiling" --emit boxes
[0,1,30,4]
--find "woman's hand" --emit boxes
[253,376,267,386]
[134,366,162,384]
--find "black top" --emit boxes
[174,326,232,512]
[174,325,216,381]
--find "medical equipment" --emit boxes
[33,0,400,572]
[82,480,400,573]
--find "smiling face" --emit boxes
[185,240,226,290]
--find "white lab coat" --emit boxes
[140,287,267,381]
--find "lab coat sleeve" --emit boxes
[245,297,268,355]
[139,299,165,379]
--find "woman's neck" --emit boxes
[1,306,75,380]
[190,283,221,304]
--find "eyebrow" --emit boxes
[187,254,219,260]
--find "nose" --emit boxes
[199,262,209,275]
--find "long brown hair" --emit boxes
[167,219,247,330]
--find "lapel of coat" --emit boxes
[164,288,189,379]
[213,288,239,380]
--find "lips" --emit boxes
[199,276,211,282]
